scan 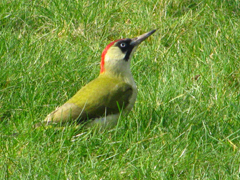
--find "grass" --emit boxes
[1,0,240,179]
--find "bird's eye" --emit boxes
[120,43,126,47]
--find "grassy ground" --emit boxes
[1,0,240,179]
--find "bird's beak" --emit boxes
[130,29,157,46]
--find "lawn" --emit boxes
[0,0,240,179]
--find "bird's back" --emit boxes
[44,73,134,124]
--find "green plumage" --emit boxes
[45,73,133,124]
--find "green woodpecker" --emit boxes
[44,29,156,127]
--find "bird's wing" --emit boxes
[69,77,133,123]
[82,81,133,121]
[44,76,133,124]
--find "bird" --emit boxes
[43,29,156,128]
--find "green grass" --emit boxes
[1,0,240,179]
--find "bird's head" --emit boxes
[100,29,156,76]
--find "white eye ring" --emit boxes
[120,43,126,47]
